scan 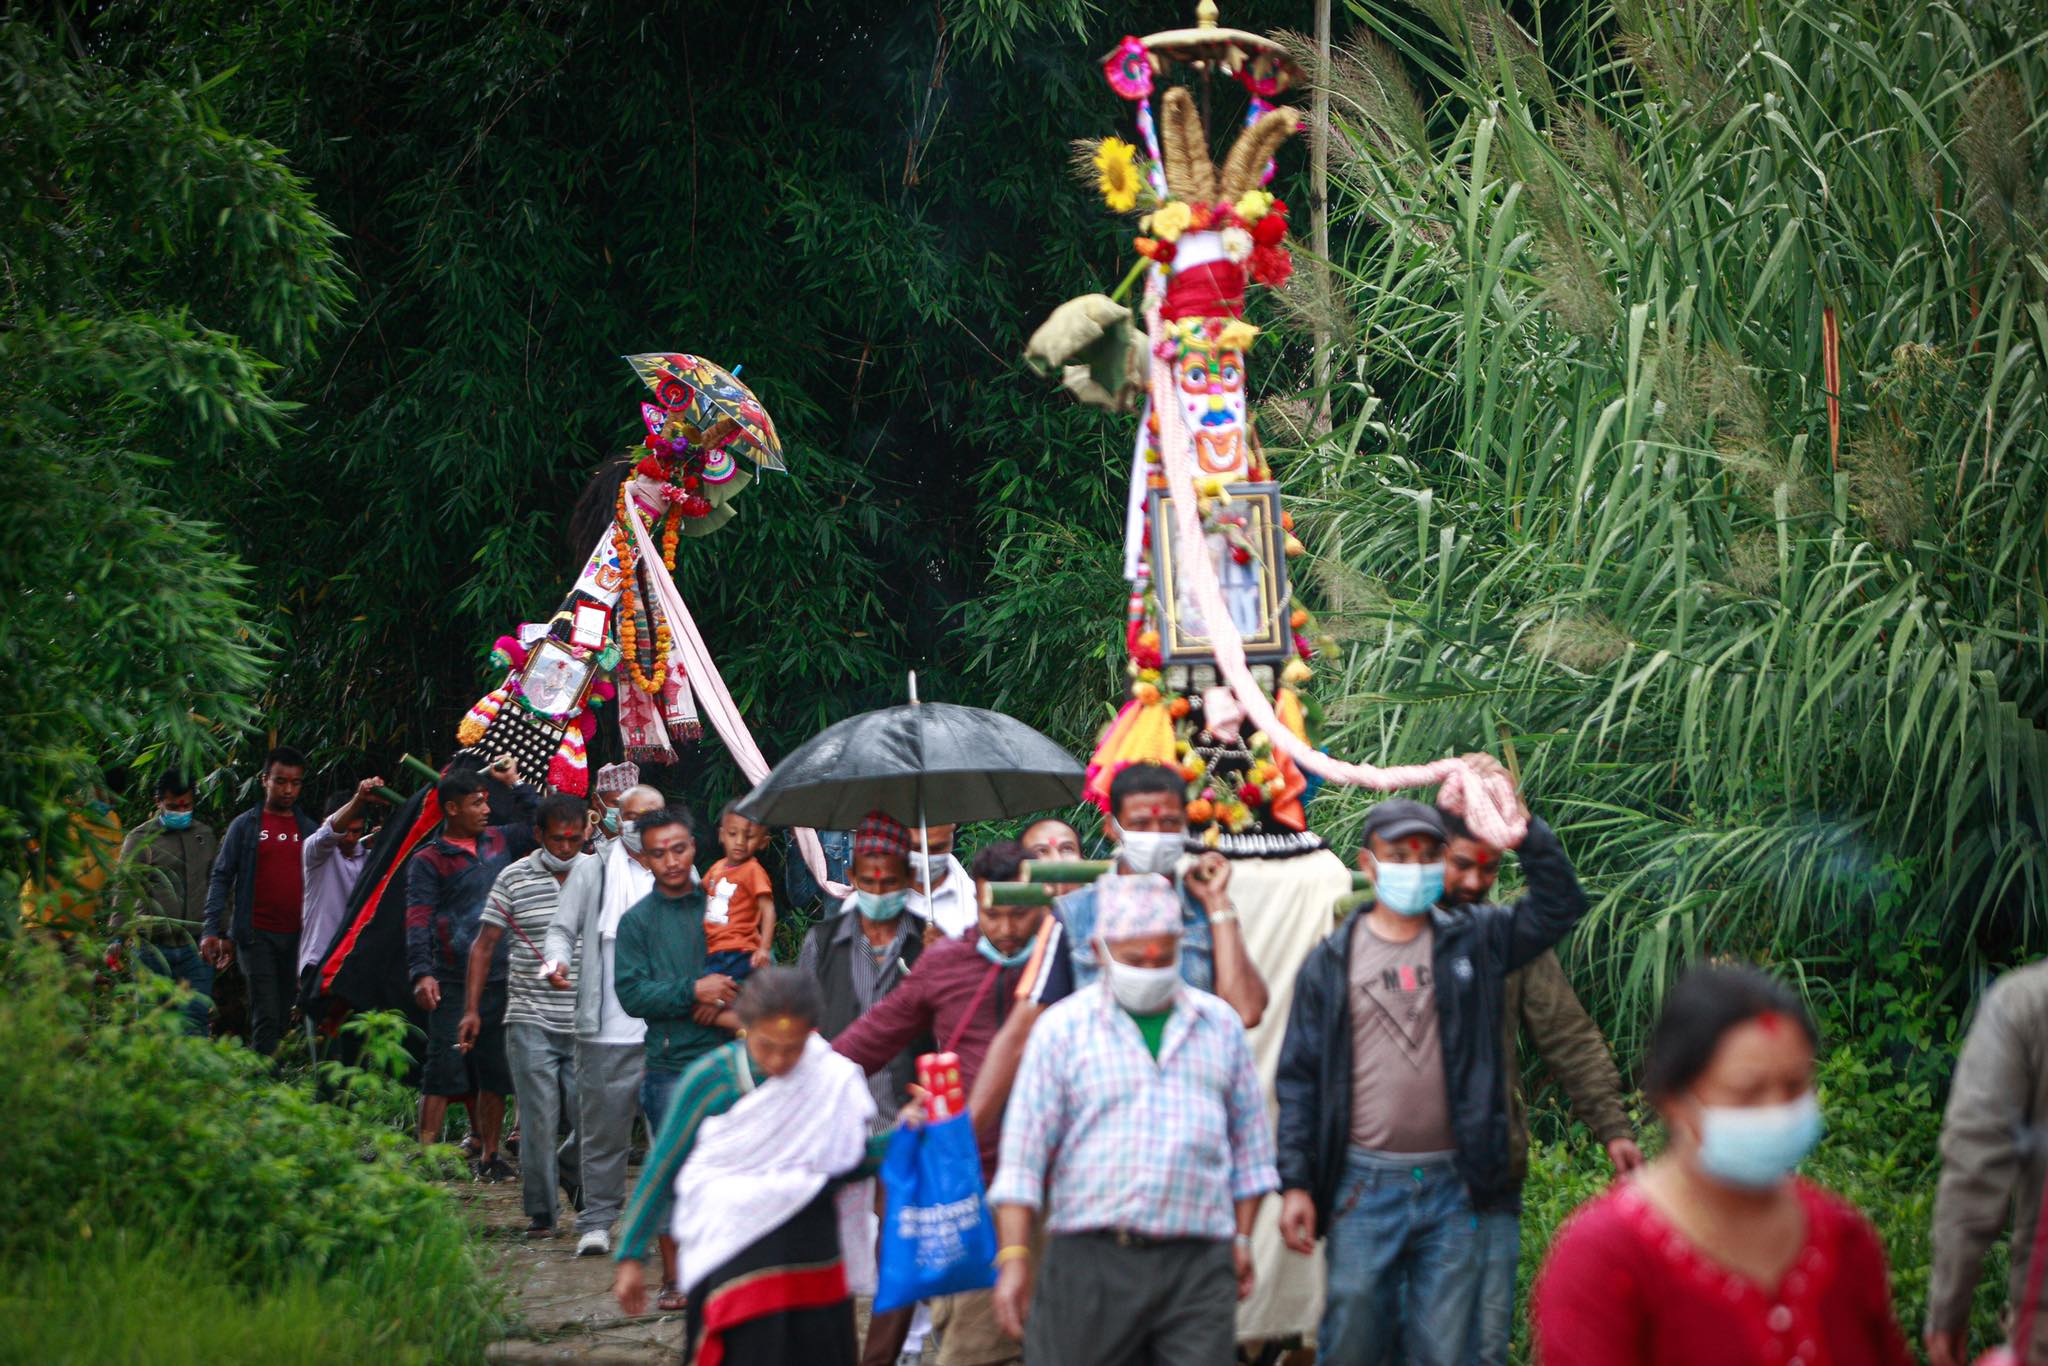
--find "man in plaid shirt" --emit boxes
[988,873,1278,1362]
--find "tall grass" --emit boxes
[1279,0,2047,1045]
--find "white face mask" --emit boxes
[536,848,578,874]
[908,849,949,883]
[1112,822,1185,877]
[1102,941,1181,1013]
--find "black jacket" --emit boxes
[1274,818,1588,1225]
[202,803,319,945]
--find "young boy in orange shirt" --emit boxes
[701,803,776,983]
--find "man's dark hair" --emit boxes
[636,806,696,841]
[1437,807,1474,842]
[735,966,823,1028]
[536,793,588,833]
[155,772,195,799]
[1107,763,1185,821]
[1642,963,1819,1102]
[323,789,355,818]
[437,771,488,806]
[265,745,308,772]
[969,839,1026,884]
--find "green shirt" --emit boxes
[615,1040,892,1263]
[610,887,727,1074]
[1127,1008,1172,1059]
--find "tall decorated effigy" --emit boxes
[1023,3,1531,1340]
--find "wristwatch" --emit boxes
[1232,1232,1253,1250]
[1208,909,1240,926]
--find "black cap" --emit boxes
[1359,798,1445,847]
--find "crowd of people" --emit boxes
[104,746,2048,1364]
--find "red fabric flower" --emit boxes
[1252,215,1287,247]
[678,494,713,518]
[1103,36,1153,100]
[635,455,667,481]
[1251,245,1293,289]
[1230,545,1252,565]
[1189,203,1214,232]
[1238,782,1265,805]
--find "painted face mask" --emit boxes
[1694,1091,1823,1189]
[1171,314,1250,479]
[1370,858,1445,916]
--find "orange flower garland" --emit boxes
[615,481,681,695]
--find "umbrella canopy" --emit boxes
[734,701,1084,831]
[623,351,785,472]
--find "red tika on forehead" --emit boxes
[1753,1009,1789,1035]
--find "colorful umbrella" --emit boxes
[623,352,785,472]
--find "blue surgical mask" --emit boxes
[1370,858,1445,916]
[601,809,620,835]
[1694,1091,1823,1189]
[160,810,195,831]
[978,935,1035,968]
[855,888,910,923]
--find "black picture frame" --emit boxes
[1147,481,1292,665]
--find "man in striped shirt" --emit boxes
[461,793,590,1237]
[989,873,1278,1363]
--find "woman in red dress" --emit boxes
[1531,963,1911,1366]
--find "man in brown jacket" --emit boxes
[1928,959,2048,1366]
[1441,806,1642,1365]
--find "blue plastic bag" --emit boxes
[873,1112,999,1312]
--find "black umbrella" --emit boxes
[734,683,1084,832]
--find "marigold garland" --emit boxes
[615,480,679,694]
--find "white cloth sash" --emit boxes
[669,1035,878,1296]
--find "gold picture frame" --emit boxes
[1147,482,1292,664]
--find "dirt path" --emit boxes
[459,1172,899,1364]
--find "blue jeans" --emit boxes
[1466,1208,1520,1365]
[135,939,214,1037]
[1318,1149,1480,1366]
[640,1068,682,1135]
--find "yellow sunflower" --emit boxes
[1095,137,1141,213]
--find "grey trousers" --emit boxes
[573,1038,644,1234]
[505,1022,580,1225]
[1026,1232,1236,1366]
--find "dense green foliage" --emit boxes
[0,944,501,1361]
[0,20,346,877]
[1280,0,2048,1041]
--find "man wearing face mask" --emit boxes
[796,809,932,1366]
[586,762,637,853]
[1275,776,1589,1366]
[906,823,978,941]
[115,772,220,1036]
[989,874,1278,1363]
[461,794,592,1240]
[1054,763,1268,1028]
[542,782,665,1258]
[832,840,1076,1366]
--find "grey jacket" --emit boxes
[116,815,219,937]
[1930,959,2048,1356]
[541,845,652,1041]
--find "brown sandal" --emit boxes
[656,1283,687,1313]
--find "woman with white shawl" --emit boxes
[613,966,887,1365]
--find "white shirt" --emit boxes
[594,936,647,1045]
[906,854,977,938]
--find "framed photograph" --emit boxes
[570,601,610,650]
[1147,482,1292,665]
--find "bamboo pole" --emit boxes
[1312,0,1332,426]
